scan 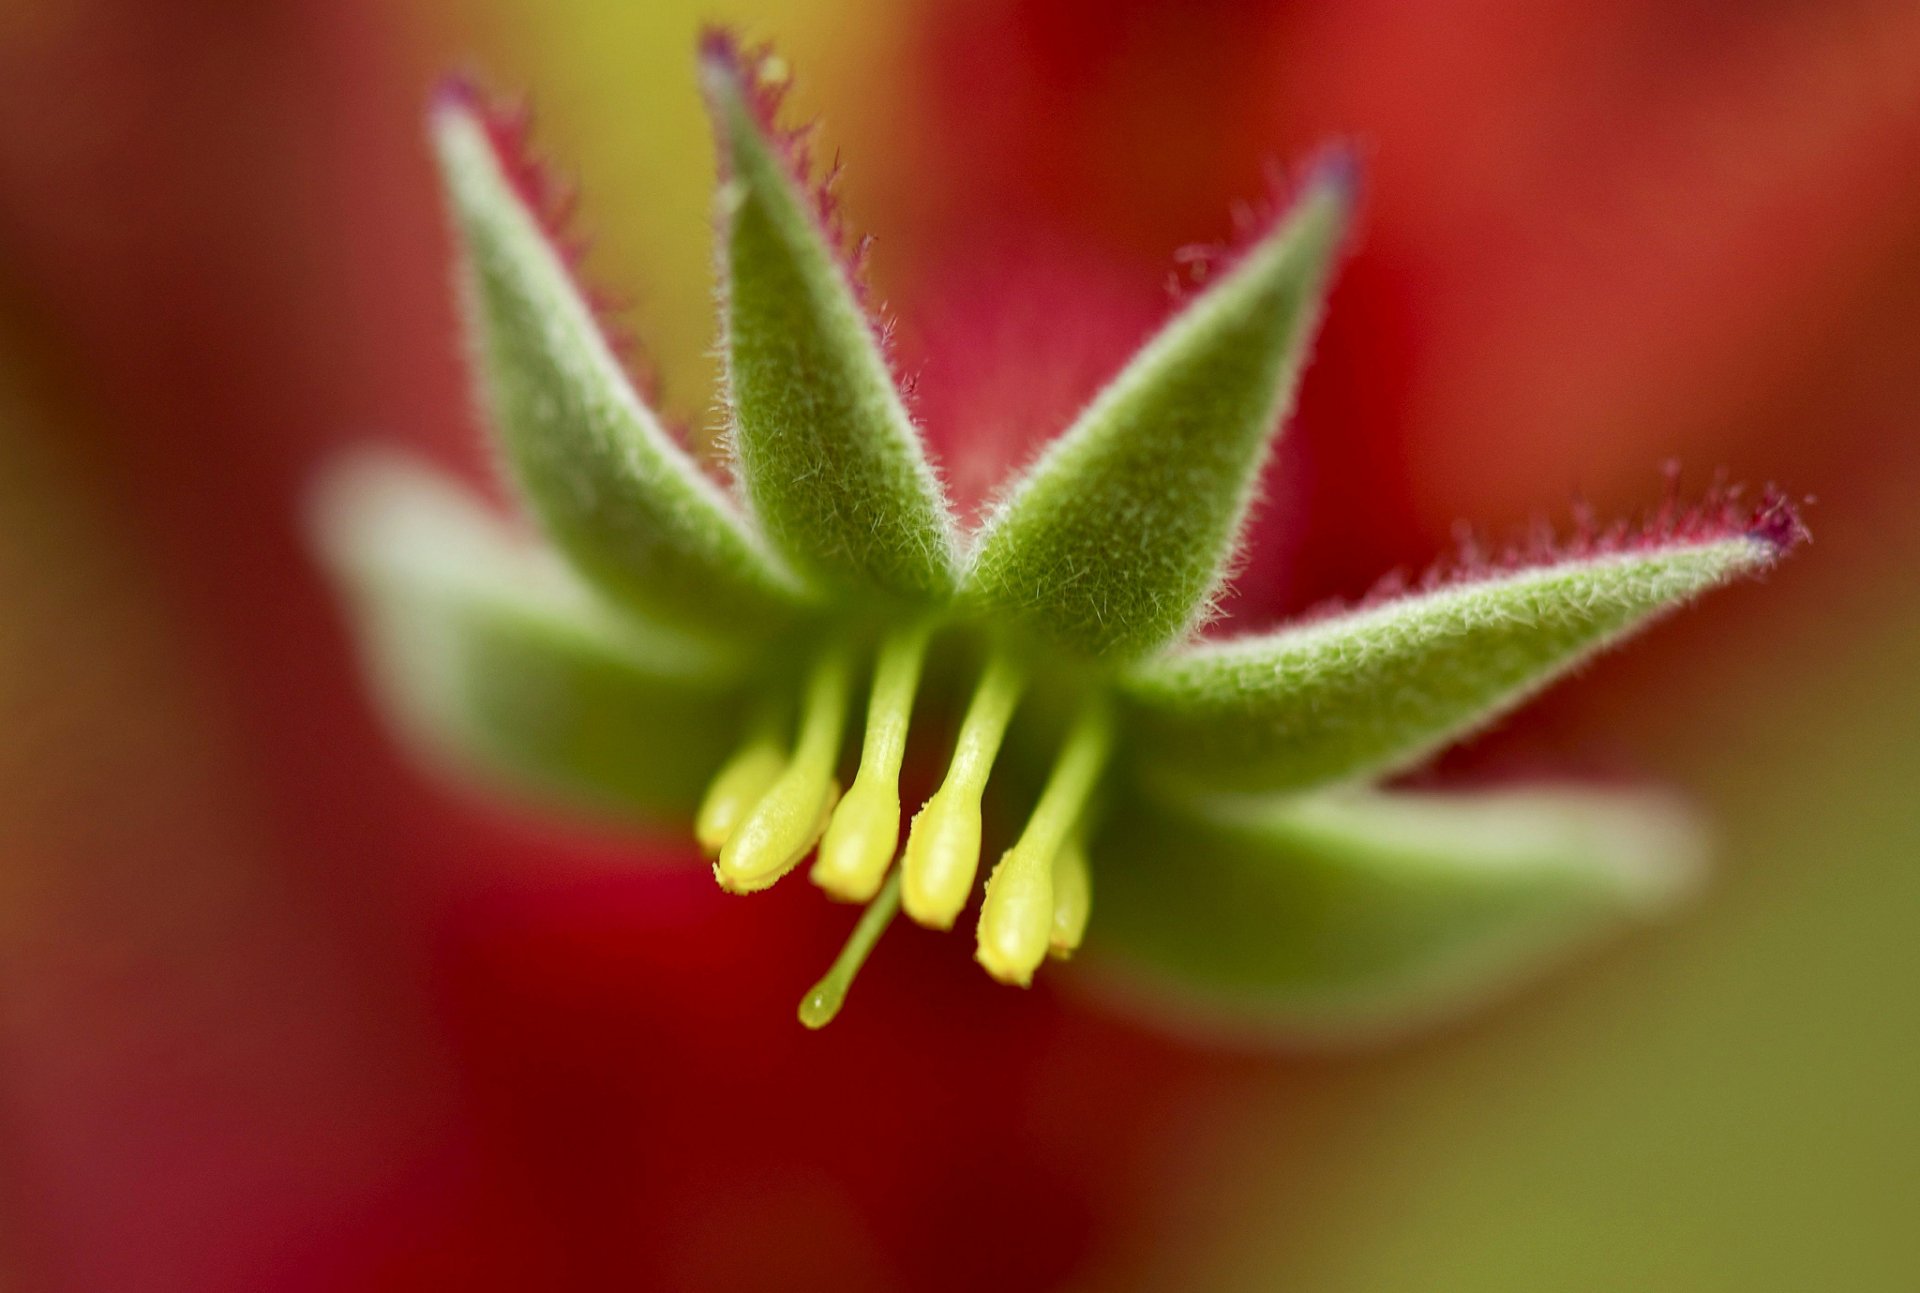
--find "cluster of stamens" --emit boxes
[693,626,1107,1027]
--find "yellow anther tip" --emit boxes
[900,792,981,930]
[714,776,838,895]
[1048,839,1092,960]
[695,741,786,858]
[713,856,780,895]
[976,958,1036,989]
[811,777,900,903]
[975,846,1053,988]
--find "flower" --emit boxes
[315,33,1803,1039]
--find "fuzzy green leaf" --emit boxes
[702,42,956,603]
[432,95,806,642]
[313,450,751,828]
[1083,783,1705,1043]
[964,170,1348,659]
[1121,535,1784,795]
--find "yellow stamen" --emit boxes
[798,870,901,1029]
[900,648,1025,929]
[694,705,787,857]
[813,622,933,901]
[1048,824,1092,960]
[977,704,1111,986]
[715,646,852,894]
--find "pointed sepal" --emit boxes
[1121,510,1801,795]
[701,33,957,603]
[964,163,1350,659]
[431,82,806,642]
[1083,783,1706,1043]
[312,450,751,828]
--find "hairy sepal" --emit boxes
[313,450,750,829]
[963,165,1349,660]
[1121,532,1785,795]
[701,34,957,604]
[1082,783,1705,1045]
[432,91,806,642]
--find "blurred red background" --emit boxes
[0,1,1915,1289]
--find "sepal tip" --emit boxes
[1303,142,1363,214]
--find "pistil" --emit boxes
[798,870,902,1028]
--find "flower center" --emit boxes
[695,627,1111,1024]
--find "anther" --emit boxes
[900,648,1025,929]
[798,870,901,1029]
[715,645,852,894]
[1048,824,1092,960]
[976,704,1111,986]
[813,622,933,902]
[695,704,787,857]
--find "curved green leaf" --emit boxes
[1082,783,1705,1044]
[1121,535,1785,795]
[313,450,751,829]
[964,167,1349,659]
[432,93,807,641]
[701,39,957,603]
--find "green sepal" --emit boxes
[432,95,807,642]
[1121,536,1781,795]
[963,168,1348,660]
[312,450,752,829]
[701,42,957,603]
[1082,783,1705,1043]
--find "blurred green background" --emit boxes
[1,1,1915,1289]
